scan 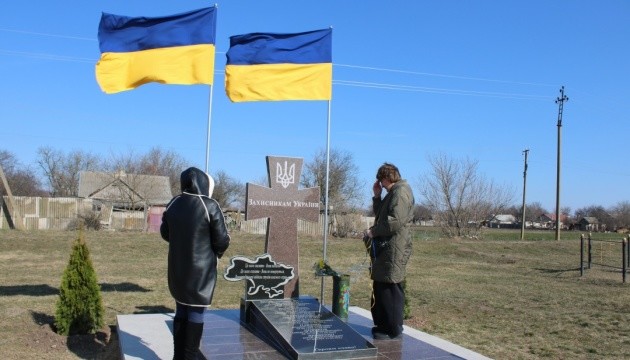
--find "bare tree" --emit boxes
[0,150,45,196]
[525,202,549,222]
[137,148,188,195]
[575,205,614,230]
[413,204,433,222]
[36,147,100,197]
[610,201,630,229]
[105,147,188,196]
[421,153,513,238]
[212,170,244,210]
[301,148,363,212]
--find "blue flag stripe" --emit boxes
[98,7,216,53]
[226,28,332,65]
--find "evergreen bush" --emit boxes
[54,231,104,335]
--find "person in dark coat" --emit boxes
[364,162,414,340]
[160,167,230,359]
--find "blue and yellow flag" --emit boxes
[225,28,332,102]
[96,7,217,94]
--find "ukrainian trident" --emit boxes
[245,156,320,298]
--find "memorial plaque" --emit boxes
[242,297,377,360]
[246,156,320,298]
[224,254,295,300]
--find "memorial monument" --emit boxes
[245,156,320,298]
[226,155,377,359]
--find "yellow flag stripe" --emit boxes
[224,63,332,102]
[95,44,215,94]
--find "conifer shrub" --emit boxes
[54,231,104,335]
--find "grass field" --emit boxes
[0,228,628,359]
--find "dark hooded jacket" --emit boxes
[160,167,230,306]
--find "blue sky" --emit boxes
[1,1,629,212]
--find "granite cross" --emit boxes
[245,156,320,298]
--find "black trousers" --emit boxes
[371,281,404,336]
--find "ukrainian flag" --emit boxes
[96,7,217,94]
[225,28,332,102]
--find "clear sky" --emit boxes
[1,1,629,212]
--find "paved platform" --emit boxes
[117,306,491,359]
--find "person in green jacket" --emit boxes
[364,162,414,340]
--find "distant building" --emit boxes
[78,171,172,231]
[578,217,600,232]
[537,213,569,230]
[78,170,172,208]
[488,214,518,228]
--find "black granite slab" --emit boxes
[242,297,377,359]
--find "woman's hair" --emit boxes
[376,162,401,183]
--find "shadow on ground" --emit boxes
[134,305,175,314]
[0,282,150,296]
[0,284,57,296]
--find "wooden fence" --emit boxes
[0,196,152,231]
[1,196,370,235]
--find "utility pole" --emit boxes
[520,149,529,240]
[555,86,568,241]
[0,163,25,230]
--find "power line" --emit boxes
[333,79,551,101]
[334,63,557,88]
[0,49,94,63]
[0,48,553,101]
[0,28,96,41]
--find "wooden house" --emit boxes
[78,171,172,230]
[578,217,600,232]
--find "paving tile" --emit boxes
[118,307,491,360]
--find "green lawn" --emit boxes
[0,228,627,359]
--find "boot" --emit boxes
[184,322,204,360]
[172,318,186,360]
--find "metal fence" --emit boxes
[580,233,629,283]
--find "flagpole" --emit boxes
[320,99,332,305]
[205,84,214,172]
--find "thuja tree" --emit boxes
[54,231,104,335]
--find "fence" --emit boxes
[0,196,154,231]
[239,217,326,236]
[1,196,370,236]
[1,196,93,230]
[238,213,369,237]
[580,233,629,283]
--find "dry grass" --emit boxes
[0,228,628,359]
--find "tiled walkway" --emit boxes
[117,306,491,359]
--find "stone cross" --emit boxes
[246,156,320,298]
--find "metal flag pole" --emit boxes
[205,84,214,173]
[320,99,332,305]
[204,4,218,173]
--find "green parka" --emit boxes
[369,179,415,283]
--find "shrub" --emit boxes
[67,211,102,231]
[54,231,104,335]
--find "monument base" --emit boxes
[241,296,377,359]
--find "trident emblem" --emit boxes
[276,161,295,189]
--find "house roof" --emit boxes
[78,171,172,205]
[490,214,517,223]
[540,213,568,222]
[579,216,599,224]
